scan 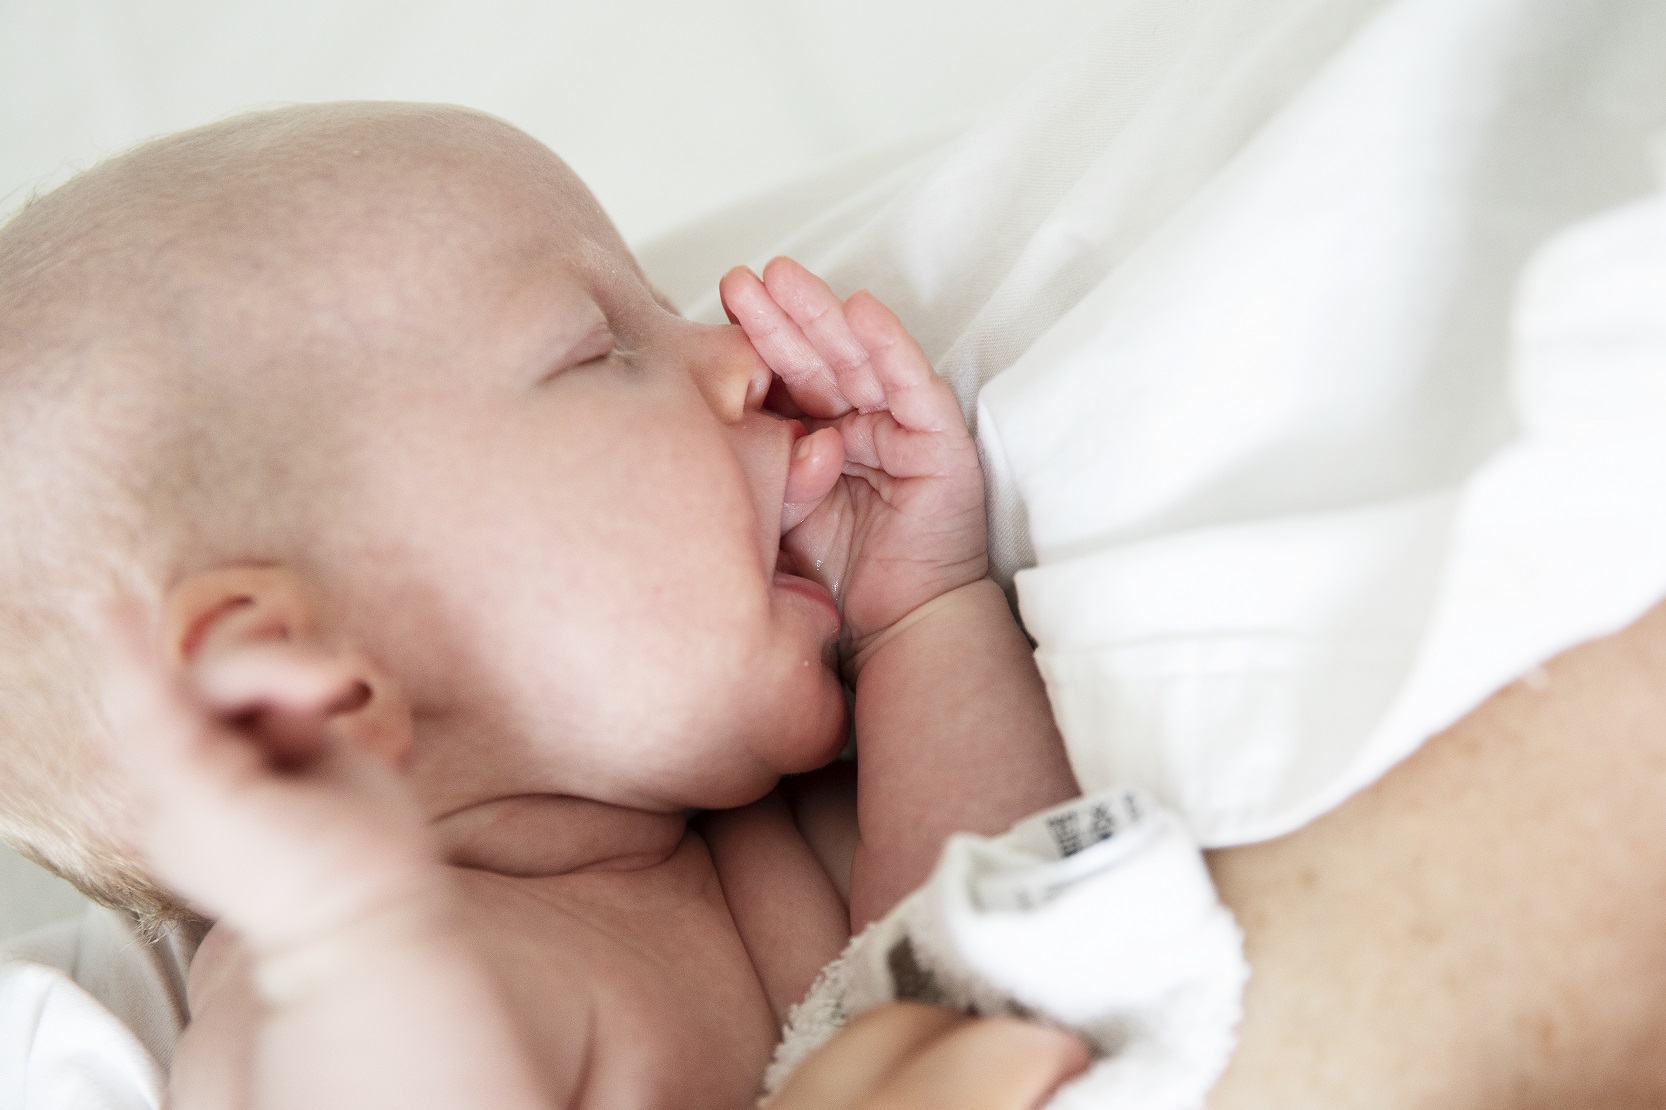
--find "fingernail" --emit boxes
[746,368,771,411]
[793,436,813,462]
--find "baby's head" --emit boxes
[0,103,847,928]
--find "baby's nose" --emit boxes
[693,326,773,423]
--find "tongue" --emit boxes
[781,426,844,534]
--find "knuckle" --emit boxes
[800,299,836,328]
[830,350,872,378]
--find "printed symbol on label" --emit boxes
[1047,811,1085,857]
[1088,802,1118,844]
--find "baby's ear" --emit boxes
[163,566,414,769]
[164,566,318,663]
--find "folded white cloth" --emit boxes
[695,0,1666,847]
[764,789,1247,1110]
[0,905,192,1110]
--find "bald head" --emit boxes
[2,102,633,567]
[3,102,604,386]
[0,103,636,927]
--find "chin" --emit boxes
[689,668,846,808]
[772,679,850,775]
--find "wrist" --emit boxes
[251,880,459,1008]
[843,578,1007,682]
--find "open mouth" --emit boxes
[766,414,843,632]
[774,541,808,581]
[772,555,840,627]
[772,501,840,625]
[773,526,831,596]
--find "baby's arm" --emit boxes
[722,261,1078,928]
[96,605,547,1110]
[844,580,1078,924]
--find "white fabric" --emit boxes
[0,906,193,1110]
[766,789,1247,1110]
[692,0,1666,846]
[0,0,1107,245]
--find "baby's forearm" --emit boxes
[848,579,1079,929]
[185,894,551,1110]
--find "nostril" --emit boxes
[328,681,373,716]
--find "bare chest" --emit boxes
[453,837,783,1110]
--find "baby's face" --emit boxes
[176,109,849,830]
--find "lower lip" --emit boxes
[773,570,841,627]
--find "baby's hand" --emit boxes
[96,602,438,963]
[722,259,987,656]
[102,605,550,1110]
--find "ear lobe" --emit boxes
[164,566,414,770]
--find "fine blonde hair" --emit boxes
[0,169,195,936]
[0,102,530,934]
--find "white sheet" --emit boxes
[691,0,1666,846]
[0,906,193,1110]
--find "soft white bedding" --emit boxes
[0,907,191,1110]
[689,0,1666,846]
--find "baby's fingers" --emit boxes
[192,645,362,718]
[839,413,956,481]
[96,601,244,775]
[844,291,964,437]
[782,425,845,534]
[192,645,370,768]
[761,258,888,414]
[96,602,281,843]
[97,601,356,788]
[721,265,851,419]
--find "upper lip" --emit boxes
[763,415,804,581]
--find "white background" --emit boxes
[1,0,1102,244]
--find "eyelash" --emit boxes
[544,329,617,382]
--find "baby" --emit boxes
[0,101,1086,1107]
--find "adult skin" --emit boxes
[1207,597,1666,1108]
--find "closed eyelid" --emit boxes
[563,318,615,364]
[537,313,615,381]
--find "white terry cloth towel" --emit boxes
[690,0,1666,846]
[0,905,194,1110]
[764,789,1248,1110]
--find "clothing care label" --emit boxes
[973,789,1166,912]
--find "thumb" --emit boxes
[781,425,844,534]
